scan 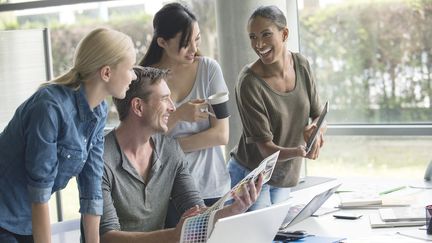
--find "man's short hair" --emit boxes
[113,66,169,121]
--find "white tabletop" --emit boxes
[285,178,432,242]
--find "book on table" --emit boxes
[379,207,425,222]
[337,191,410,208]
[369,214,425,228]
[338,191,382,207]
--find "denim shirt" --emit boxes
[0,84,107,235]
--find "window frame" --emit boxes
[0,0,113,12]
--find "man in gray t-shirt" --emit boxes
[98,67,262,243]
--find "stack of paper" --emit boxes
[338,191,382,207]
[337,191,410,209]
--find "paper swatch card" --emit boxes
[180,151,280,243]
[204,150,280,213]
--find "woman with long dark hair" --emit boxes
[140,2,230,224]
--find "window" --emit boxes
[298,0,432,179]
[307,135,431,179]
[299,0,432,123]
[1,0,217,127]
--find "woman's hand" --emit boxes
[176,99,209,122]
[303,123,325,160]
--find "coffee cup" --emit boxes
[208,92,229,119]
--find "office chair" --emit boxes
[425,160,432,181]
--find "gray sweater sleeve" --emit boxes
[99,165,121,235]
[99,132,121,235]
[169,141,205,214]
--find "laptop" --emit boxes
[206,201,291,243]
[279,183,341,232]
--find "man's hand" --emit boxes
[173,205,206,239]
[227,173,264,215]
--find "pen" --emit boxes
[199,107,216,117]
[335,190,354,194]
[379,186,406,195]
[205,110,216,118]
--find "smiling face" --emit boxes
[143,79,175,133]
[247,16,288,65]
[107,48,137,99]
[161,21,201,64]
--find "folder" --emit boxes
[286,235,346,243]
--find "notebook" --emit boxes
[279,183,341,232]
[379,207,425,222]
[206,201,291,243]
[369,214,425,228]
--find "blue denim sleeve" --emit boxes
[24,100,61,203]
[77,110,106,216]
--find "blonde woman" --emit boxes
[0,27,136,243]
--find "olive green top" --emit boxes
[232,52,321,187]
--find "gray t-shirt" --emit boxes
[100,131,204,235]
[169,56,230,199]
[232,53,321,187]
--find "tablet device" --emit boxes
[305,101,329,153]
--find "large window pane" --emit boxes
[307,136,431,179]
[299,0,432,123]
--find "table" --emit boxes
[284,177,432,242]
[51,178,432,243]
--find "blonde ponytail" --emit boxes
[40,27,134,90]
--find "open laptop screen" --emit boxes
[206,201,292,243]
[280,184,341,231]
